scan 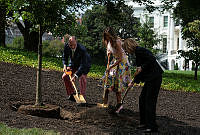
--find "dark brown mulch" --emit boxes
[0,61,200,135]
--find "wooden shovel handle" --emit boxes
[121,69,140,104]
[65,71,78,95]
[103,53,110,99]
[105,54,110,84]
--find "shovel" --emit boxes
[65,70,86,104]
[97,53,111,108]
[116,71,140,113]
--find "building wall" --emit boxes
[127,0,192,70]
[5,22,54,44]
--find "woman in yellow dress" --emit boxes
[101,27,131,112]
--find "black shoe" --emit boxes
[67,95,76,102]
[143,128,158,133]
[136,124,146,130]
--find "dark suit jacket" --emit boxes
[134,46,164,83]
[62,43,91,77]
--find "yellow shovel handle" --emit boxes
[65,71,78,94]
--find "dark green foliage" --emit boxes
[81,4,140,59]
[0,0,12,47]
[178,48,200,80]
[43,40,64,57]
[136,16,161,54]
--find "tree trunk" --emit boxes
[29,31,39,52]
[35,24,43,106]
[16,20,39,52]
[23,32,30,50]
[194,63,198,80]
[0,2,6,47]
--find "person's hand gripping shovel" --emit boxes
[65,70,86,104]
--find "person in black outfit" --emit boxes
[122,38,164,133]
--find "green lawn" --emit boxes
[162,70,200,92]
[0,123,59,135]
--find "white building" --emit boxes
[5,21,54,44]
[128,0,192,70]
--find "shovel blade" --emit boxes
[97,103,108,108]
[79,94,86,103]
[73,94,81,103]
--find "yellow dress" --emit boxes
[102,41,132,92]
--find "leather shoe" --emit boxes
[143,128,158,133]
[67,95,75,102]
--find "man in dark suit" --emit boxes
[62,36,91,101]
[123,38,164,133]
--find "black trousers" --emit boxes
[139,75,162,129]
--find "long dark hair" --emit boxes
[102,27,118,49]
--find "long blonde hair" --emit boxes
[123,38,139,54]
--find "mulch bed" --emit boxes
[0,61,200,135]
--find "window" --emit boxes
[149,17,154,28]
[177,38,179,50]
[163,37,167,53]
[164,16,168,27]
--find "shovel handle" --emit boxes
[65,71,79,95]
[121,80,134,104]
[120,67,141,104]
[103,53,110,99]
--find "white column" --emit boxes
[167,14,172,70]
[169,15,175,54]
[179,27,183,50]
[178,27,183,70]
[167,13,171,55]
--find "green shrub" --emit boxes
[6,36,24,49]
[43,39,64,57]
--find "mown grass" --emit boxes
[0,46,200,92]
[162,70,200,92]
[0,123,59,135]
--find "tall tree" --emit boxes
[178,20,200,80]
[0,0,12,47]
[1,0,155,49]
[81,3,140,59]
[9,0,91,106]
[9,0,77,52]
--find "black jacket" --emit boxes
[134,46,164,83]
[62,43,91,77]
